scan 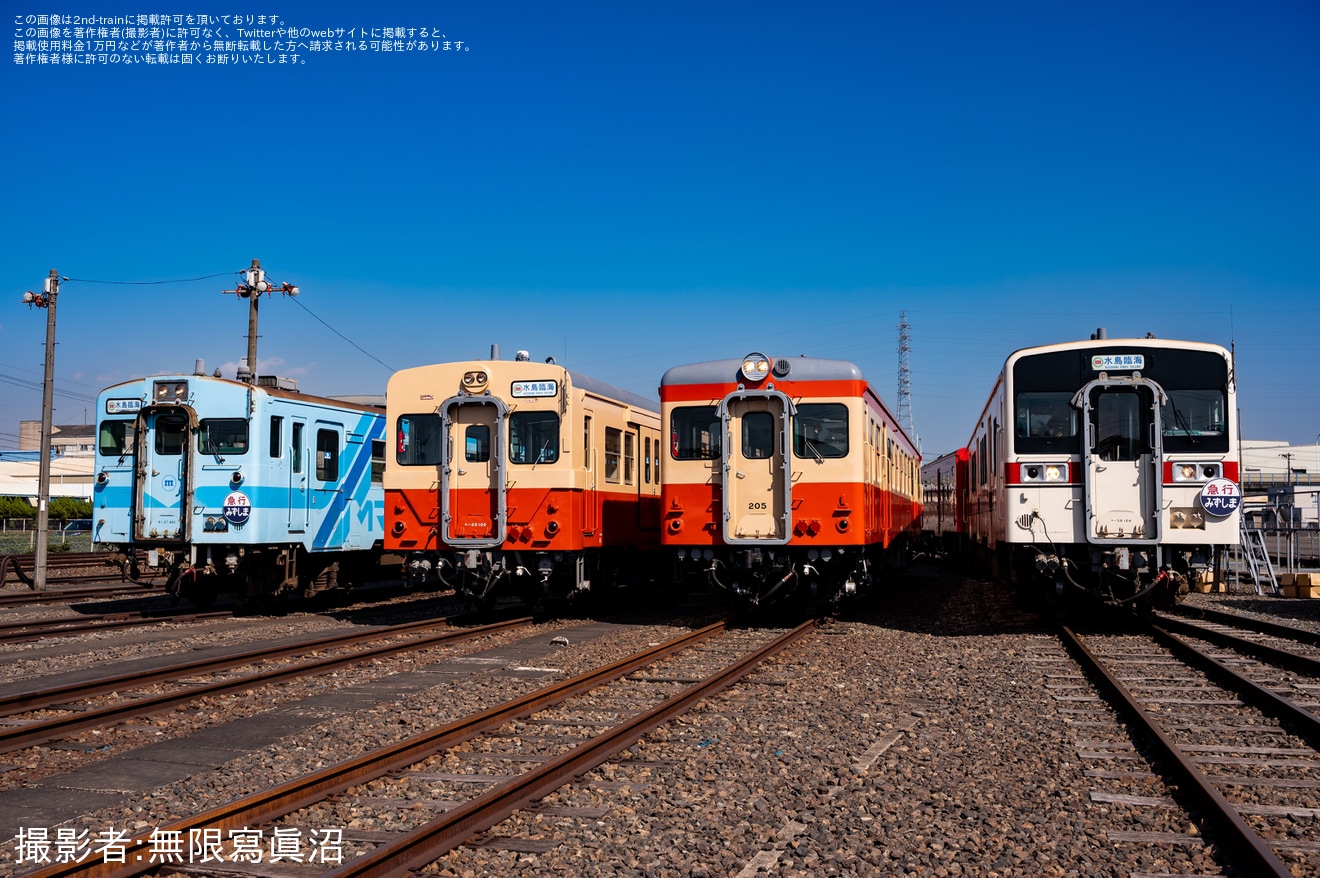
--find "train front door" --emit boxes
[442,400,506,546]
[720,393,792,544]
[1083,385,1160,542]
[134,408,190,541]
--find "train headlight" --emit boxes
[1044,464,1064,482]
[460,370,489,393]
[1171,462,1221,482]
[739,352,771,382]
[153,380,188,402]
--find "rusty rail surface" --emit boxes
[19,620,733,878]
[0,552,128,588]
[0,616,530,754]
[1060,624,1296,878]
[329,619,816,878]
[0,609,233,645]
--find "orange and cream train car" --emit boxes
[385,351,661,608]
[660,352,922,608]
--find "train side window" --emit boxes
[644,436,651,483]
[292,423,304,473]
[464,425,491,463]
[509,411,559,464]
[371,439,385,483]
[624,432,635,484]
[793,404,848,459]
[269,416,283,458]
[741,411,774,460]
[316,429,339,481]
[154,414,188,456]
[604,427,621,483]
[670,406,721,459]
[397,414,442,465]
[98,420,135,456]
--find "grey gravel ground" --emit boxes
[5,565,1318,877]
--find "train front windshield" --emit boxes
[1012,347,1230,456]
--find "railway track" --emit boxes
[0,615,530,754]
[17,619,813,878]
[0,583,163,608]
[0,553,129,589]
[1058,614,1320,877]
[0,609,234,645]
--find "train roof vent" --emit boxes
[257,375,300,391]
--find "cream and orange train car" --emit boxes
[660,352,922,608]
[385,351,662,608]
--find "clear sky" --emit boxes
[3,1,1317,459]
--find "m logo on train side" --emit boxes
[1091,354,1146,370]
[223,491,252,526]
[1198,478,1241,517]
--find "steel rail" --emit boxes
[0,552,126,588]
[18,621,729,878]
[1168,605,1320,648]
[328,619,816,878]
[0,611,484,716]
[1149,623,1320,746]
[1154,614,1320,678]
[0,617,530,753]
[0,584,163,608]
[0,610,234,645]
[1059,625,1294,877]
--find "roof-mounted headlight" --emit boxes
[739,353,771,382]
[154,380,188,402]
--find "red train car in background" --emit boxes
[660,351,922,608]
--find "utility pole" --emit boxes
[22,269,62,590]
[222,259,299,382]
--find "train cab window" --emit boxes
[98,420,135,456]
[316,429,340,481]
[154,414,188,456]
[199,419,249,456]
[1161,390,1226,440]
[371,439,385,483]
[1017,393,1076,440]
[604,427,621,483]
[741,411,774,460]
[670,406,721,460]
[793,404,848,459]
[510,411,559,464]
[464,425,491,463]
[397,414,443,466]
[269,416,283,458]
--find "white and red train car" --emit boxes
[660,352,922,607]
[920,447,968,554]
[385,351,661,607]
[923,333,1240,609]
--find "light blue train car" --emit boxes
[92,368,386,605]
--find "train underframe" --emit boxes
[121,542,383,607]
[1004,539,1220,612]
[403,546,649,611]
[673,543,895,609]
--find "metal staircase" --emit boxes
[1240,523,1280,596]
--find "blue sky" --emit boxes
[3,1,1317,459]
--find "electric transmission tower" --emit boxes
[897,311,917,443]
